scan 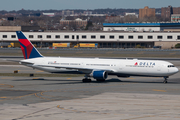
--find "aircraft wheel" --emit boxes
[163,80,167,84]
[163,77,168,84]
[96,79,105,82]
[82,79,91,83]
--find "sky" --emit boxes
[1,0,180,11]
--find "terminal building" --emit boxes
[1,31,180,49]
[0,23,180,49]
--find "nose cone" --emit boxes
[173,67,179,74]
[168,67,179,75]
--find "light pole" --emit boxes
[117,39,119,49]
[41,39,43,48]
[1,39,3,48]
[76,35,79,48]
[77,38,79,48]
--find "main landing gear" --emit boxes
[82,78,91,82]
[163,76,168,84]
[82,75,106,82]
[82,75,91,83]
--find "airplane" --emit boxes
[16,31,179,83]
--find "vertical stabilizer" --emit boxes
[16,31,43,59]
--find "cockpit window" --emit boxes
[168,65,175,68]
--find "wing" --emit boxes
[3,59,20,62]
[36,65,115,73]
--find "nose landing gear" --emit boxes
[163,76,168,84]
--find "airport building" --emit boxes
[103,23,180,32]
[0,23,180,49]
[1,31,180,49]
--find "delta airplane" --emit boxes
[16,31,179,83]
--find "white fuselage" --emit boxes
[20,57,179,77]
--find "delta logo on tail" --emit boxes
[16,31,42,59]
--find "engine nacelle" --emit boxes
[91,71,108,80]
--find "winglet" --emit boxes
[16,31,43,59]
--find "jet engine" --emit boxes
[91,71,108,79]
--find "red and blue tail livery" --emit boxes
[16,31,42,59]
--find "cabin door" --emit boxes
[119,63,124,70]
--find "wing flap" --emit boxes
[20,61,34,66]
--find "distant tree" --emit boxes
[139,15,162,23]
[124,15,138,23]
[85,21,93,30]
[89,16,106,24]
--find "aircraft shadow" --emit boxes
[13,78,180,84]
[13,78,80,82]
[118,80,179,84]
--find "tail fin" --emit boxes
[16,31,43,59]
